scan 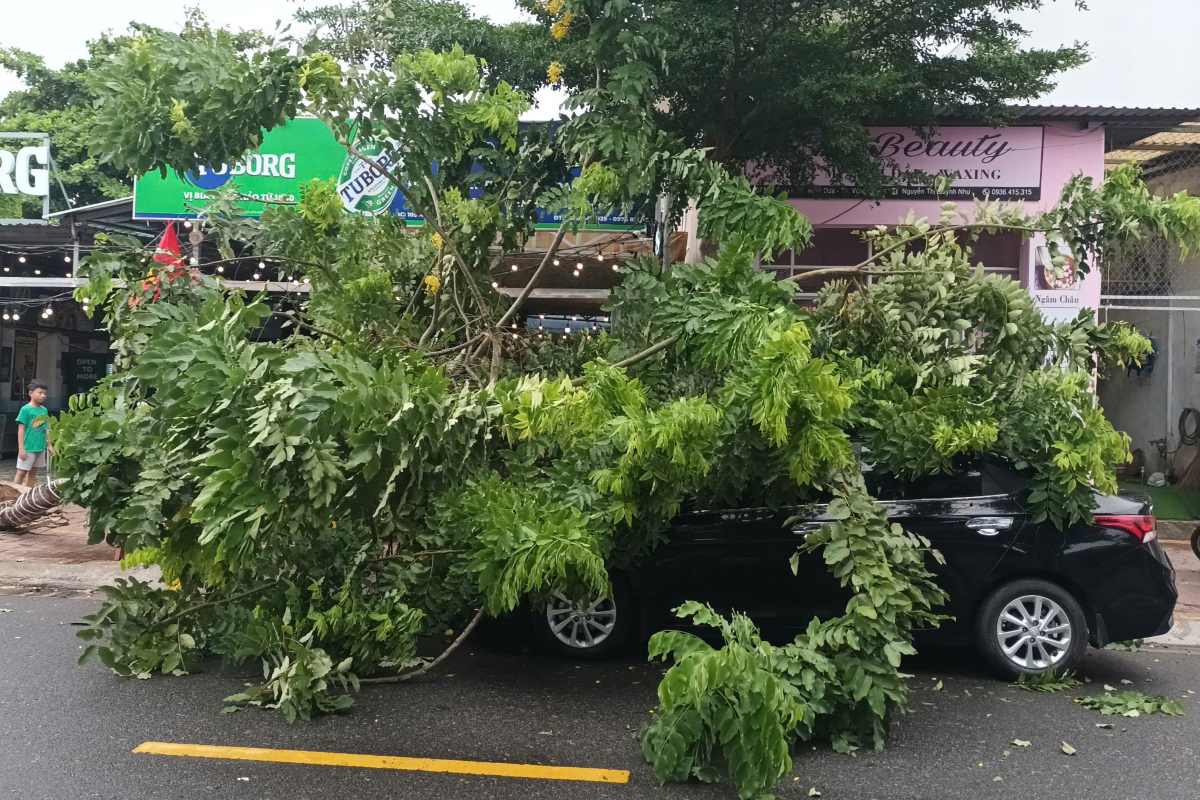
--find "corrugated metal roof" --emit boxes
[1010,105,1200,121]
[1105,123,1200,168]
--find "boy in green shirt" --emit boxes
[15,380,52,487]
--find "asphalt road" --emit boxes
[1,593,1198,800]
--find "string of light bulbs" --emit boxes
[0,290,76,323]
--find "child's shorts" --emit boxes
[16,451,46,471]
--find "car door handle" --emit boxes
[966,517,1013,536]
[790,523,824,539]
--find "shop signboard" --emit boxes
[134,118,641,230]
[0,132,51,222]
[1028,233,1099,324]
[798,126,1044,201]
[63,352,113,398]
[133,118,426,221]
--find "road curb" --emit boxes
[0,561,158,593]
[1157,520,1197,541]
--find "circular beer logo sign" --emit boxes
[337,141,400,215]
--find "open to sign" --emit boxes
[0,143,49,197]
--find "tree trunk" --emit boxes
[0,480,65,530]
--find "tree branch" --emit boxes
[421,336,484,359]
[154,580,281,630]
[496,220,572,329]
[271,311,347,344]
[613,335,680,368]
[359,608,484,684]
[418,288,443,347]
[489,332,502,386]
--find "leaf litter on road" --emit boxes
[1075,690,1185,717]
[1013,671,1081,693]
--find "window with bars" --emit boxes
[763,228,1022,293]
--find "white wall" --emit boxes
[1098,309,1170,473]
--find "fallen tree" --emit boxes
[0,480,65,530]
[56,4,1200,797]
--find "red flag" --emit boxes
[153,223,183,267]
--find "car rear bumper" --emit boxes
[1089,544,1177,646]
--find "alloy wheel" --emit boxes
[995,594,1072,670]
[545,593,617,650]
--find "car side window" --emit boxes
[866,469,985,500]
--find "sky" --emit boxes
[0,0,1196,110]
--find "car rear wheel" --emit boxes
[532,577,634,659]
[976,578,1088,678]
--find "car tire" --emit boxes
[975,578,1088,678]
[532,575,635,660]
[1191,525,1200,561]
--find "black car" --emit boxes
[534,458,1177,677]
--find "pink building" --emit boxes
[768,106,1200,323]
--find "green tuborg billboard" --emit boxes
[133,117,642,230]
[133,117,419,221]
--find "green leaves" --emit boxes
[449,476,610,616]
[1013,671,1081,693]
[89,30,303,176]
[697,175,813,262]
[645,484,948,795]
[810,203,1152,528]
[222,634,359,723]
[643,604,807,799]
[76,578,203,679]
[1074,691,1186,718]
[1051,164,1200,275]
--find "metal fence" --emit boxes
[1101,142,1200,310]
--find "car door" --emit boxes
[876,465,1026,636]
[642,506,784,632]
[774,502,852,632]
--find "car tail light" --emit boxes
[1094,514,1157,543]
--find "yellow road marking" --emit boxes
[132,741,630,785]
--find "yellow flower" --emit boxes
[545,0,564,14]
[431,231,444,250]
[423,274,442,296]
[547,61,565,86]
[550,11,574,40]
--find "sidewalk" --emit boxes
[1151,540,1200,647]
[0,496,154,593]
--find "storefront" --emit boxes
[730,107,1196,324]
[0,188,159,454]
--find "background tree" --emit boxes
[299,0,553,92]
[303,0,1087,188]
[521,0,1087,191]
[0,10,268,217]
[0,44,129,217]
